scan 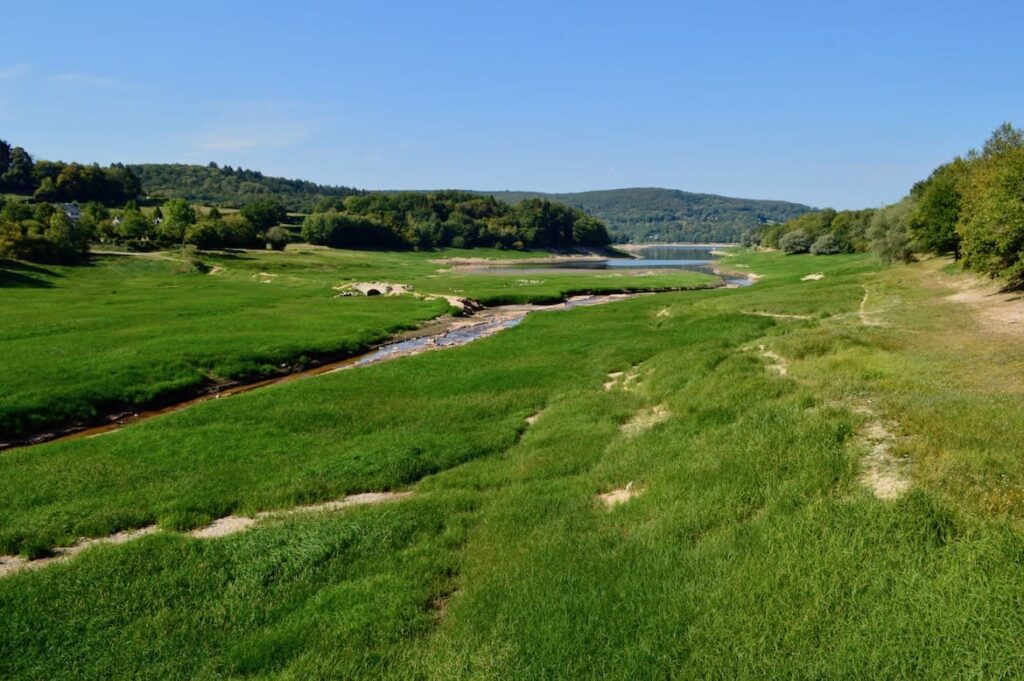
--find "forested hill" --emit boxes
[477,188,815,243]
[128,164,364,211]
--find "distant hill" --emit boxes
[129,164,364,212]
[478,188,816,243]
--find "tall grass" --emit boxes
[5,251,1024,677]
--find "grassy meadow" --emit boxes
[0,246,713,440]
[4,248,1024,677]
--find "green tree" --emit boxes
[161,199,197,243]
[908,159,965,258]
[0,139,11,177]
[240,199,286,233]
[572,215,611,246]
[981,122,1024,158]
[265,226,291,251]
[958,144,1024,286]
[779,229,813,254]
[868,199,916,264]
[118,210,153,241]
[1,147,35,193]
[809,233,842,255]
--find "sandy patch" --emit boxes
[656,307,672,318]
[189,515,257,539]
[598,481,640,508]
[0,525,159,579]
[858,418,910,500]
[603,366,641,391]
[858,285,884,326]
[801,272,825,281]
[946,279,1024,333]
[758,344,788,376]
[621,404,669,436]
[525,411,543,426]
[1,492,413,578]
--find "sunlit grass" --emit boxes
[5,250,1024,677]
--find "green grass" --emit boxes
[5,249,1024,677]
[0,246,713,440]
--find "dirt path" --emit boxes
[945,277,1024,334]
[0,492,412,579]
[850,402,910,500]
[858,285,884,326]
[757,344,788,376]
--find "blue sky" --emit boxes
[2,1,1022,209]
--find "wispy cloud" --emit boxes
[0,63,31,81]
[188,123,312,153]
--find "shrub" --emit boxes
[265,226,292,251]
[810,233,842,255]
[868,200,915,264]
[779,229,813,254]
[184,220,224,250]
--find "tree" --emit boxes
[240,198,286,233]
[265,226,291,251]
[868,199,915,264]
[118,210,154,241]
[908,159,965,258]
[958,144,1024,287]
[779,229,813,254]
[572,215,611,246]
[220,214,257,248]
[0,139,11,177]
[184,219,225,249]
[809,233,842,255]
[161,198,197,243]
[302,212,399,249]
[981,122,1024,158]
[1,147,34,193]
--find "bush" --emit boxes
[779,229,813,254]
[868,200,915,264]
[265,226,291,251]
[809,233,842,255]
[220,214,258,248]
[184,220,225,250]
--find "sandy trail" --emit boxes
[0,492,412,579]
[855,410,910,500]
[945,278,1024,334]
[621,405,670,436]
[757,344,788,376]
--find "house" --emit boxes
[62,203,81,221]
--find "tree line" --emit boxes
[128,163,364,212]
[1,139,141,203]
[743,122,1024,287]
[302,191,610,250]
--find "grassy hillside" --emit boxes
[5,251,1024,676]
[481,187,815,243]
[129,164,364,211]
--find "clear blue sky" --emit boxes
[2,1,1022,209]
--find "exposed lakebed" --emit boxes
[2,246,750,452]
